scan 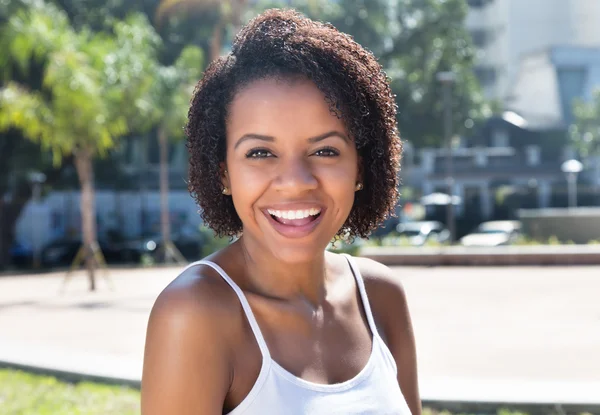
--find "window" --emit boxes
[557,68,586,125]
[470,29,489,48]
[474,67,497,87]
[492,129,509,147]
[467,0,493,7]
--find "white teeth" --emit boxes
[267,208,321,219]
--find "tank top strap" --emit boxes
[193,260,271,359]
[340,254,380,339]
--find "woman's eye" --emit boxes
[245,148,273,158]
[313,147,340,157]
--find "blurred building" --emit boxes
[466,0,600,104]
[508,45,600,129]
[14,132,201,252]
[403,119,600,224]
[401,0,600,227]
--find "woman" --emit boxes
[141,8,420,415]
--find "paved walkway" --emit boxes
[1,264,599,408]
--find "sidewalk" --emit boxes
[1,265,599,413]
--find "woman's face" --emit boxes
[224,77,360,263]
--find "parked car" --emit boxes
[9,241,33,267]
[40,239,118,267]
[112,228,207,263]
[460,220,522,247]
[395,221,450,246]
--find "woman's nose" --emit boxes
[272,158,318,193]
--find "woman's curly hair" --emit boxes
[186,8,401,239]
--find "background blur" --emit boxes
[3,0,600,271]
[1,1,599,414]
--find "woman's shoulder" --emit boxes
[142,261,242,413]
[345,255,410,330]
[148,261,244,341]
[346,255,407,302]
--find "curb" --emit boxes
[360,245,600,266]
[424,400,597,415]
[0,339,142,389]
[0,360,141,389]
[2,362,597,415]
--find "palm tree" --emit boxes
[0,2,163,290]
[151,46,204,263]
[156,0,248,62]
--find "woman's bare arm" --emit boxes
[141,278,232,415]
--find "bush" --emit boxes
[199,224,233,257]
[360,233,449,248]
[327,237,364,255]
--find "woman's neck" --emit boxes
[232,236,333,308]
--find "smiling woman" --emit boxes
[141,8,420,415]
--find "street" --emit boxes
[0,264,598,403]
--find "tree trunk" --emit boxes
[210,19,224,62]
[74,148,97,291]
[158,125,172,263]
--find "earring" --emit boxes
[222,187,230,195]
[355,183,363,191]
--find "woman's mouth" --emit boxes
[267,208,321,225]
[264,207,324,238]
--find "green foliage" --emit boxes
[0,0,203,160]
[153,45,204,138]
[199,224,233,257]
[504,235,587,246]
[156,0,221,25]
[0,1,160,163]
[327,238,364,255]
[51,0,213,66]
[361,233,447,248]
[154,0,248,62]
[0,369,140,415]
[253,0,490,148]
[570,88,600,157]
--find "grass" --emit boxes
[0,369,140,415]
[0,369,593,415]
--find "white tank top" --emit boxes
[193,254,412,415]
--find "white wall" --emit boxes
[467,0,600,102]
[569,0,600,47]
[15,190,203,254]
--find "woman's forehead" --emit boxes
[232,77,323,107]
[227,78,346,135]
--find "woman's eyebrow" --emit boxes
[234,130,349,149]
[308,131,349,143]
[234,134,274,149]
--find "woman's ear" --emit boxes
[356,155,364,186]
[220,162,230,189]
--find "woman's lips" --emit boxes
[262,208,325,239]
